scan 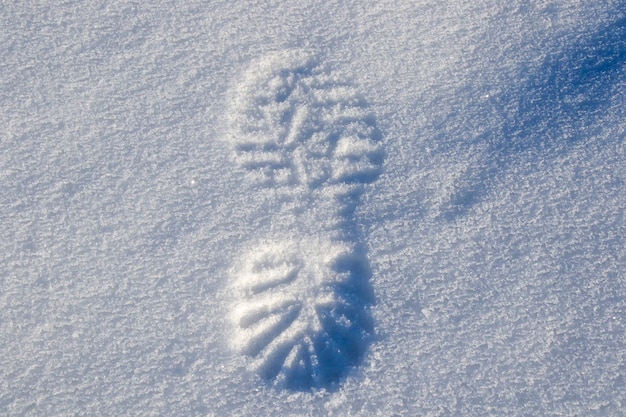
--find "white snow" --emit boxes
[2,1,626,415]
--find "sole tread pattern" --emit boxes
[229,50,383,192]
[228,50,382,391]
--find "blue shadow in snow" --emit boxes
[441,14,626,220]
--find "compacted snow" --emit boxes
[226,49,383,391]
[2,1,626,416]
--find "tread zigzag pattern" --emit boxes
[228,50,383,391]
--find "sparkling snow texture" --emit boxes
[2,1,626,416]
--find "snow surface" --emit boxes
[2,1,626,415]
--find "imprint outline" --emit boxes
[228,49,383,391]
